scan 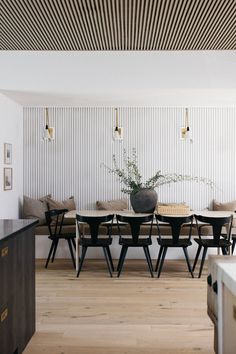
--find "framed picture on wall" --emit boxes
[4,143,12,164]
[4,168,13,190]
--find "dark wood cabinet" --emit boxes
[0,220,37,354]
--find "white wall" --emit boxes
[0,94,23,218]
[24,106,236,259]
[1,51,236,106]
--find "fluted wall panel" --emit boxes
[23,107,236,211]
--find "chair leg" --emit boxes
[232,238,236,254]
[157,247,167,278]
[221,246,228,255]
[155,245,163,272]
[76,246,87,277]
[183,247,194,278]
[198,247,208,278]
[51,239,59,263]
[103,247,113,277]
[67,239,76,269]
[117,246,128,278]
[145,246,153,271]
[192,245,202,272]
[71,238,76,250]
[117,245,125,271]
[143,246,153,277]
[45,240,56,268]
[106,246,114,271]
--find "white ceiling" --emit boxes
[0,51,236,106]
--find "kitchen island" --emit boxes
[0,219,38,354]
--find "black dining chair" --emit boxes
[45,208,76,268]
[116,214,154,277]
[193,214,233,278]
[76,214,114,277]
[155,214,194,278]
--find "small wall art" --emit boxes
[4,168,13,190]
[4,143,12,164]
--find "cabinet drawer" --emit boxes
[0,238,17,306]
[0,300,18,354]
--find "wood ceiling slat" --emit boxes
[45,0,74,50]
[196,0,229,50]
[140,0,151,50]
[120,0,125,50]
[62,0,84,50]
[0,25,19,50]
[23,0,63,50]
[161,0,180,50]
[1,0,36,50]
[39,0,68,50]
[160,1,176,48]
[93,0,108,50]
[174,0,197,50]
[164,0,188,50]
[64,0,85,50]
[181,0,210,50]
[73,0,93,50]
[90,0,105,50]
[136,0,145,50]
[130,0,136,50]
[115,0,121,50]
[173,0,201,50]
[22,0,61,50]
[103,0,113,50]
[145,1,161,50]
[71,0,91,50]
[150,0,164,50]
[55,0,77,49]
[0,0,235,50]
[133,0,141,50]
[157,0,173,50]
[80,0,100,50]
[126,0,132,49]
[187,0,218,50]
[141,0,154,50]
[203,0,235,50]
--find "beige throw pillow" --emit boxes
[23,195,50,225]
[46,196,76,225]
[96,199,128,211]
[47,196,76,211]
[213,199,236,211]
[213,199,236,227]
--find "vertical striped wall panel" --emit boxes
[23,107,236,210]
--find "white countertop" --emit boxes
[217,262,236,296]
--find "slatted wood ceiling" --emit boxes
[1,0,235,50]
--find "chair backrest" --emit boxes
[155,214,194,244]
[76,214,114,244]
[116,214,153,244]
[45,208,68,237]
[194,214,233,244]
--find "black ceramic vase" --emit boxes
[130,188,157,213]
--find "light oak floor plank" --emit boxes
[24,259,214,354]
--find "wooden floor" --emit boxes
[24,259,214,354]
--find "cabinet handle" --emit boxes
[213,281,218,294]
[1,246,8,257]
[207,274,212,286]
[1,308,8,322]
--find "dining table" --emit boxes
[65,209,236,271]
